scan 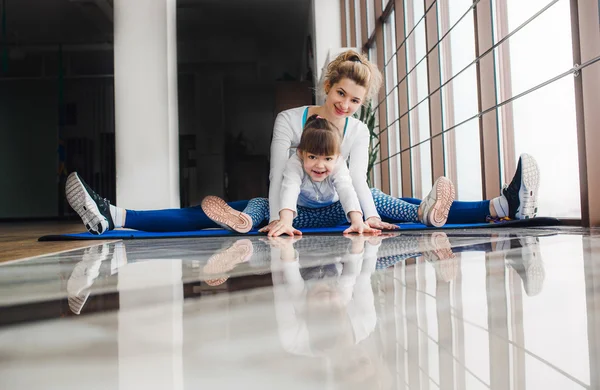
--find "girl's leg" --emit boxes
[292,202,348,229]
[126,200,249,232]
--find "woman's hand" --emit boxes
[365,216,399,231]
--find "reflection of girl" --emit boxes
[269,236,391,389]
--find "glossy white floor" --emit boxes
[1,227,599,390]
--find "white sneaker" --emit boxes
[419,177,456,227]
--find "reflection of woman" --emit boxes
[269,236,391,389]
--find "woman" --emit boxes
[65,50,539,235]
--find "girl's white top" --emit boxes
[269,106,379,222]
[280,154,361,221]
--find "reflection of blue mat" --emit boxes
[38,217,561,241]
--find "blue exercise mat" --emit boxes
[38,217,561,241]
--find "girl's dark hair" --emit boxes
[298,114,341,156]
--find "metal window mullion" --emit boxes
[341,0,348,47]
[572,0,600,228]
[425,0,444,182]
[474,0,501,200]
[361,0,369,48]
[395,0,412,197]
[375,0,391,193]
[494,0,516,185]
[438,0,458,187]
[350,0,358,47]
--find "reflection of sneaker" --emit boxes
[421,232,457,282]
[67,244,111,314]
[418,177,455,227]
[66,172,114,235]
[506,236,545,296]
[203,239,254,286]
[502,154,540,219]
[201,196,252,233]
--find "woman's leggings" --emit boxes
[124,189,491,232]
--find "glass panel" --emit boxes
[438,5,477,83]
[440,64,478,126]
[443,118,482,200]
[495,0,579,218]
[495,0,559,39]
[387,125,402,197]
[384,10,397,63]
[438,0,475,37]
[498,0,574,99]
[411,139,432,199]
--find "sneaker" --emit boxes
[66,172,114,235]
[502,153,540,219]
[203,239,254,286]
[201,196,252,233]
[418,177,455,227]
[505,236,545,296]
[67,244,111,314]
[421,232,458,282]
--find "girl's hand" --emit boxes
[343,221,381,235]
[265,220,302,237]
[365,216,399,231]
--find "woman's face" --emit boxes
[324,78,367,119]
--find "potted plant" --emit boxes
[354,102,379,186]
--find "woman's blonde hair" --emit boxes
[298,114,341,156]
[321,50,383,102]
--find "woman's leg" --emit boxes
[201,196,269,233]
[371,176,455,227]
[125,200,249,232]
[66,171,254,234]
[371,188,420,223]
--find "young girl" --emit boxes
[200,115,383,237]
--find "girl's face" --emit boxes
[324,78,367,119]
[300,151,338,182]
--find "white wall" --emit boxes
[312,0,343,91]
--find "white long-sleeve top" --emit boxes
[270,243,378,357]
[280,153,362,221]
[269,106,379,222]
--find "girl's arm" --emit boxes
[265,156,303,237]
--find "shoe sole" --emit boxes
[65,172,109,235]
[516,153,540,219]
[203,239,254,286]
[201,196,252,233]
[427,177,456,227]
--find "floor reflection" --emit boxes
[1,229,599,389]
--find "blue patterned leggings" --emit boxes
[243,188,420,229]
